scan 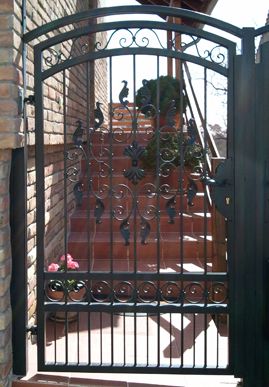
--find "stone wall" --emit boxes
[0,0,107,385]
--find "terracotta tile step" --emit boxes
[68,231,212,261]
[79,192,207,213]
[70,210,211,234]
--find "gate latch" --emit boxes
[202,158,233,219]
[26,324,37,344]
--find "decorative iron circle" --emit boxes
[184,282,204,304]
[68,281,87,302]
[114,281,134,302]
[137,281,158,302]
[45,280,66,301]
[160,282,181,303]
[208,282,227,304]
[91,281,111,302]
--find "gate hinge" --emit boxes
[26,324,37,335]
[24,95,35,106]
[26,324,37,344]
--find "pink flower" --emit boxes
[67,260,79,270]
[60,253,73,262]
[48,263,60,272]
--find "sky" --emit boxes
[98,0,269,127]
[100,0,269,28]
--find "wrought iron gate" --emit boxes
[23,5,269,384]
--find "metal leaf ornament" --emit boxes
[120,219,130,246]
[73,119,84,146]
[119,80,129,107]
[166,195,177,224]
[94,102,104,130]
[94,198,105,224]
[140,218,151,245]
[73,182,83,207]
[123,141,145,185]
[186,178,198,206]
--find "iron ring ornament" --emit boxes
[46,281,227,305]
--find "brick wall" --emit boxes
[0,0,108,385]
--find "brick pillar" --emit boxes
[0,151,12,387]
[0,0,23,385]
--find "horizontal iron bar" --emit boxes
[43,302,228,314]
[44,271,228,281]
[36,19,236,52]
[23,5,242,44]
[40,47,228,80]
[41,362,233,374]
[254,24,269,38]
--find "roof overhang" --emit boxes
[136,0,218,25]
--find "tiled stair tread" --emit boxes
[68,231,212,242]
[71,209,211,219]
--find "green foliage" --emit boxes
[136,75,187,116]
[141,132,203,171]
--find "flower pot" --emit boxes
[46,286,85,323]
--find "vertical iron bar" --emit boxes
[181,313,184,368]
[133,54,137,367]
[64,315,68,364]
[88,312,91,365]
[109,56,113,275]
[86,61,91,273]
[34,46,46,370]
[77,315,80,364]
[203,67,208,370]
[216,314,219,368]
[111,313,114,366]
[53,318,57,364]
[204,313,207,368]
[100,312,103,365]
[193,313,196,367]
[63,70,69,365]
[156,57,161,368]
[179,59,184,276]
[123,312,126,366]
[146,313,149,366]
[169,313,172,367]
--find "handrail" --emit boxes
[183,61,220,164]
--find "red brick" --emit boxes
[0,0,13,13]
[0,99,17,115]
[0,31,12,47]
[0,65,18,81]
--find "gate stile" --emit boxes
[23,5,269,385]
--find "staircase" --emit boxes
[67,105,212,274]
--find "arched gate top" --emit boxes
[23,4,243,44]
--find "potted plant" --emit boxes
[46,253,85,321]
[135,75,187,125]
[141,132,203,175]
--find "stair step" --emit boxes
[68,231,212,260]
[70,209,211,233]
[78,192,207,212]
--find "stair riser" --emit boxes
[68,240,212,261]
[70,216,212,234]
[79,194,206,212]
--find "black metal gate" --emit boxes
[23,6,269,385]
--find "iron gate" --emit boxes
[23,5,269,385]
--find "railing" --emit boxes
[183,62,226,274]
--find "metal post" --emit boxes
[10,148,28,376]
[233,28,265,386]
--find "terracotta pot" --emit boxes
[46,287,85,323]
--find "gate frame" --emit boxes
[22,6,269,386]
